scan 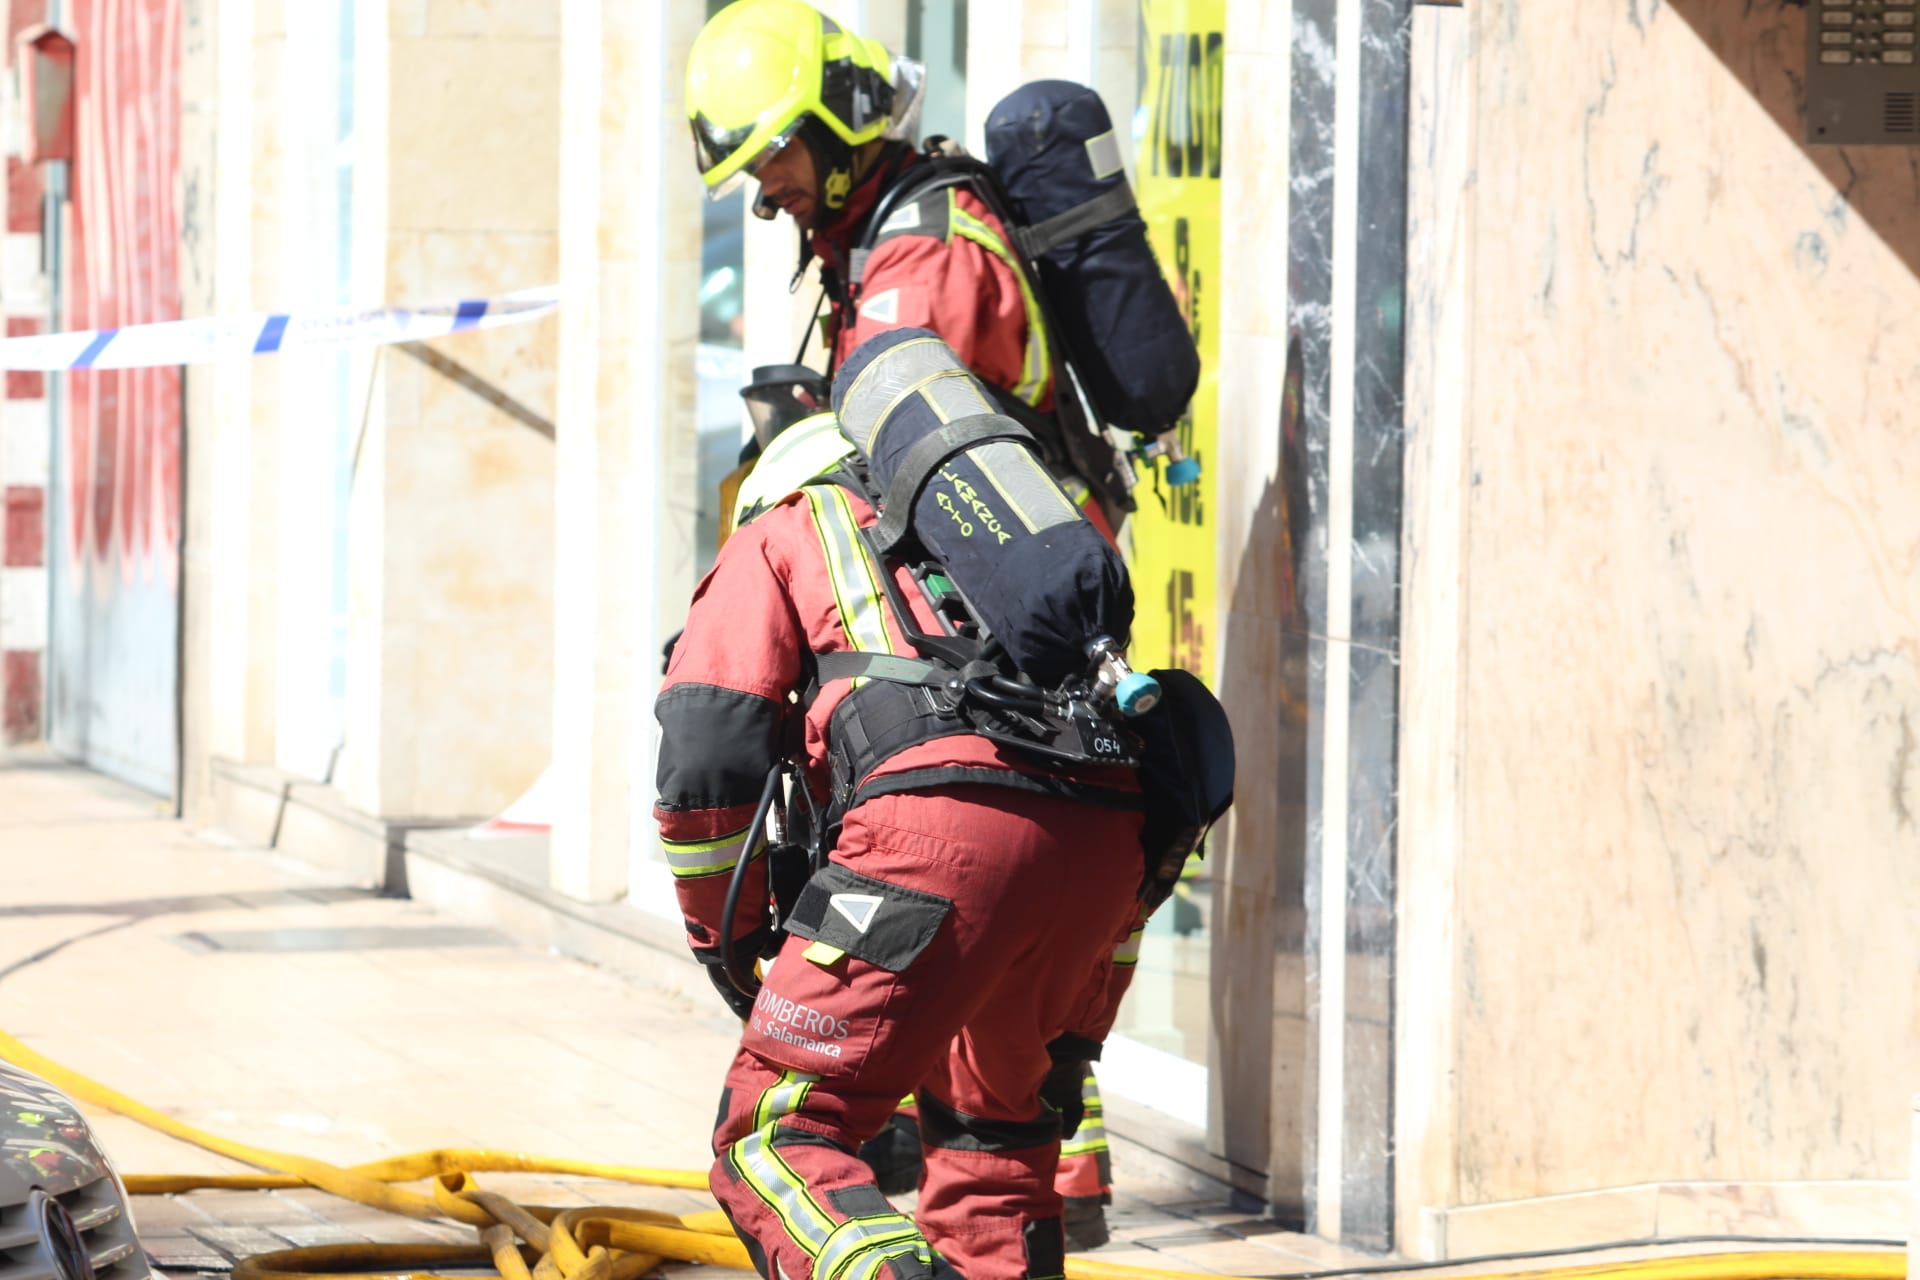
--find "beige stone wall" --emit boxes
[1400,0,1920,1237]
[964,0,1136,158]
[342,0,559,819]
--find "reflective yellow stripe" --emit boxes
[731,1072,834,1253]
[661,829,754,879]
[730,1132,835,1252]
[1114,923,1146,966]
[817,1216,927,1280]
[1061,1121,1110,1156]
[951,197,1051,406]
[845,1243,933,1280]
[804,485,897,675]
[729,1072,935,1273]
[754,1071,818,1130]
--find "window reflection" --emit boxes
[694,174,748,577]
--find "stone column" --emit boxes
[178,0,281,819]
[339,0,559,821]
[548,0,703,909]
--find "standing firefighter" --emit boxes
[686,0,1137,541]
[684,0,1136,1246]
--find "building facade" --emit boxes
[2,0,1914,1257]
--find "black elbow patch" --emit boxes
[655,683,783,811]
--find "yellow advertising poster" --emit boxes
[1128,0,1224,682]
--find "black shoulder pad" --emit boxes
[654,683,783,811]
[869,186,952,250]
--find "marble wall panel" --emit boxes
[1394,0,1469,1254]
[1441,1,1920,1204]
[1212,0,1298,1201]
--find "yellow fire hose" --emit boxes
[0,1029,1903,1280]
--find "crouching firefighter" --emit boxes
[655,331,1233,1280]
[723,367,1119,1248]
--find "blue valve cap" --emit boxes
[1116,671,1162,717]
[1166,457,1202,487]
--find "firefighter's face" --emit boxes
[756,139,819,227]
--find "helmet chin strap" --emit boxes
[779,130,911,291]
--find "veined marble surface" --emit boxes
[1403,0,1920,1210]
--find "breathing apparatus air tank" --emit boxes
[832,327,1153,709]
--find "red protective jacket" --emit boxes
[812,150,1052,412]
[653,484,1137,960]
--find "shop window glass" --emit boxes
[693,0,750,577]
[906,0,967,142]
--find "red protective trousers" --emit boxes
[709,785,1142,1280]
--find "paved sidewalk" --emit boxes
[0,753,1378,1278]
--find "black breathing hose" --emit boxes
[720,764,787,999]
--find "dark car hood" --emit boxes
[0,1058,112,1198]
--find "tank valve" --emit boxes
[1088,636,1161,717]
[1139,430,1201,487]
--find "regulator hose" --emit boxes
[0,1032,1905,1280]
[720,762,787,998]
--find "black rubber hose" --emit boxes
[720,764,786,999]
[964,675,1052,715]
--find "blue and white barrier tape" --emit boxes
[0,285,559,371]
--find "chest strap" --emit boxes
[814,651,949,686]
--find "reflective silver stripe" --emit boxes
[754,1070,820,1128]
[1060,1120,1110,1156]
[1114,925,1146,965]
[661,829,751,878]
[730,1129,835,1251]
[805,486,894,659]
[730,1072,835,1254]
[837,334,965,454]
[1085,129,1124,181]
[816,1216,925,1280]
[914,370,995,425]
[966,440,1079,535]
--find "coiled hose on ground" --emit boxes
[0,1030,1903,1280]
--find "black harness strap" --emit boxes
[812,651,948,687]
[872,412,1033,553]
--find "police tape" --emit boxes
[0,285,560,371]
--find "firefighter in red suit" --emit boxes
[656,437,1144,1280]
[689,0,1127,544]
[684,0,1136,1254]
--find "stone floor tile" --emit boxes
[184,1226,301,1263]
[138,1232,234,1271]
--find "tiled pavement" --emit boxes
[1,752,1387,1278]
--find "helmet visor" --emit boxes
[692,113,804,201]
